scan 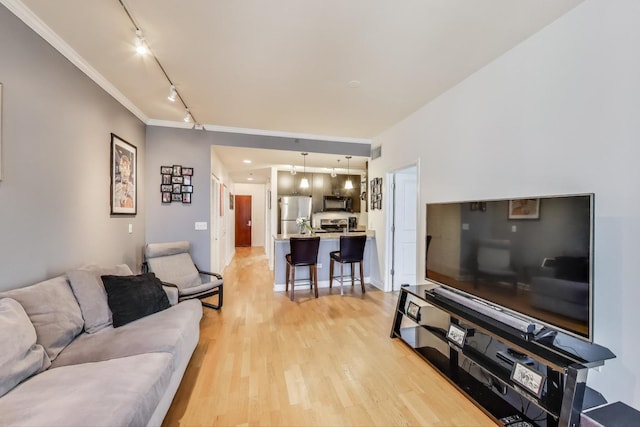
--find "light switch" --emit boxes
[462,223,470,230]
[128,224,133,234]
[195,222,208,231]
[512,225,517,232]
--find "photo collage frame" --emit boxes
[161,165,194,204]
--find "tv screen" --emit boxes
[426,194,593,341]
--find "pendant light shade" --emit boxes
[344,156,353,189]
[300,153,309,189]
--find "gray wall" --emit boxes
[145,127,212,270]
[0,4,146,290]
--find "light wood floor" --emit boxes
[163,247,496,426]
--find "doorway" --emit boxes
[235,195,252,247]
[388,165,418,291]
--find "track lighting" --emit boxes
[290,165,297,175]
[167,85,177,102]
[300,153,309,189]
[135,29,149,55]
[183,109,192,123]
[345,156,353,190]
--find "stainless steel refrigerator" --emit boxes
[280,196,312,234]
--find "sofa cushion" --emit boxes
[0,276,84,361]
[66,264,133,333]
[102,273,171,328]
[51,299,202,370]
[0,353,173,427]
[0,298,50,398]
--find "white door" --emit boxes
[210,176,221,273]
[392,167,417,290]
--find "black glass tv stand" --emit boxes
[390,284,616,426]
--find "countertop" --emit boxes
[274,230,375,241]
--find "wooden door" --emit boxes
[235,195,252,247]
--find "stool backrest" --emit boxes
[290,237,321,265]
[339,235,367,262]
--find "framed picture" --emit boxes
[446,323,468,347]
[172,184,182,194]
[181,185,193,193]
[162,174,171,184]
[511,361,545,397]
[161,184,172,192]
[182,193,191,204]
[161,192,171,203]
[406,301,421,322]
[183,175,191,185]
[171,193,183,202]
[508,198,540,220]
[160,166,173,174]
[172,165,182,176]
[229,193,234,210]
[110,133,136,215]
[172,175,183,184]
[182,167,193,176]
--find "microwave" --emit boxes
[323,195,352,211]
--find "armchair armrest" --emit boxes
[194,264,223,280]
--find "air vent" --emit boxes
[371,145,382,160]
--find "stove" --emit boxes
[320,218,348,232]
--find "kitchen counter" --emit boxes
[273,231,376,292]
[274,229,373,241]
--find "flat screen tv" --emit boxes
[425,194,593,342]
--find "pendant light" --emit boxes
[300,153,309,189]
[331,159,339,178]
[344,156,353,189]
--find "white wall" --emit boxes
[369,0,640,407]
[0,5,146,290]
[234,183,266,248]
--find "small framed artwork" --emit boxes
[181,185,193,193]
[406,301,421,322]
[161,164,194,204]
[182,193,192,204]
[511,361,545,397]
[162,174,171,184]
[110,133,136,215]
[446,323,468,348]
[172,184,182,194]
[172,175,183,184]
[171,193,183,202]
[160,166,173,174]
[508,198,540,220]
[161,184,172,192]
[182,167,193,176]
[161,192,171,203]
[172,165,182,176]
[183,175,191,185]
[229,193,234,210]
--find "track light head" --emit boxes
[135,29,149,55]
[168,85,177,102]
[183,109,192,122]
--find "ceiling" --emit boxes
[5,0,583,181]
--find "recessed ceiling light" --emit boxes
[243,159,252,164]
[247,177,254,181]
[348,80,361,88]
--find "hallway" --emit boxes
[163,247,493,426]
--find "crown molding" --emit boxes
[1,0,148,123]
[147,119,372,145]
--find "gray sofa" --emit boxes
[0,264,202,427]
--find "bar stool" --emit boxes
[285,236,321,301]
[329,235,367,295]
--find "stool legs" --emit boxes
[290,266,296,301]
[288,263,319,301]
[360,261,365,293]
[329,259,334,288]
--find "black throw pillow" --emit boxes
[101,273,170,328]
